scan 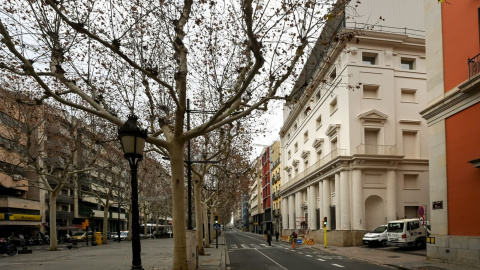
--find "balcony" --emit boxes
[468,52,480,79]
[46,194,74,204]
[46,210,74,220]
[273,209,281,218]
[355,144,397,155]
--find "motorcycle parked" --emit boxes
[0,238,18,257]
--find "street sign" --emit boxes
[306,239,315,245]
[296,239,303,244]
[418,206,425,216]
[213,224,221,230]
[419,216,425,226]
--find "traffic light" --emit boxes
[85,219,90,227]
[82,222,86,229]
[214,215,218,224]
[323,217,327,228]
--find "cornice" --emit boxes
[420,76,480,121]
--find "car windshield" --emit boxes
[388,222,404,233]
[72,232,84,236]
[371,225,387,233]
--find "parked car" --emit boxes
[71,231,93,242]
[113,231,129,241]
[363,225,388,246]
[387,218,429,249]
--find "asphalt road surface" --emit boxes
[225,230,390,270]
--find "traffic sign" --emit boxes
[296,239,303,244]
[306,239,315,245]
[419,216,425,226]
[418,206,425,216]
[213,224,221,230]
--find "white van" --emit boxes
[387,218,428,248]
[363,224,388,246]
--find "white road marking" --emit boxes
[332,264,345,268]
[306,255,312,257]
[298,252,303,254]
[241,244,249,248]
[254,249,288,270]
[317,259,325,262]
[231,244,237,248]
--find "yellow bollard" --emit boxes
[324,227,327,248]
[95,232,102,245]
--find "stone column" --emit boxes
[295,191,302,229]
[318,181,323,226]
[282,197,289,231]
[322,179,331,230]
[352,169,364,230]
[386,170,397,223]
[288,194,295,229]
[307,185,317,230]
[335,173,341,230]
[340,170,351,230]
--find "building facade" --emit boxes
[280,0,429,246]
[249,157,263,233]
[421,1,480,267]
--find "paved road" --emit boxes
[225,230,389,270]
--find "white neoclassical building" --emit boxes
[279,0,429,246]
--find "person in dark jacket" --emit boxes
[275,231,280,242]
[266,231,272,246]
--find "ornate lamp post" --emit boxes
[118,115,147,270]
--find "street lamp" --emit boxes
[118,114,147,270]
[90,211,97,246]
[207,210,211,243]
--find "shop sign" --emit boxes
[9,214,42,221]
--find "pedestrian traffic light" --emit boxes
[214,215,218,224]
[323,217,327,228]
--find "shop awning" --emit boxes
[0,221,42,226]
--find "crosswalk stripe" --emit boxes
[317,259,325,262]
[306,255,312,257]
[332,264,344,268]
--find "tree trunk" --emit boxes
[102,203,110,244]
[210,211,216,240]
[203,203,210,248]
[194,181,205,255]
[170,141,188,269]
[49,191,59,251]
[143,211,148,238]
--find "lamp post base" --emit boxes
[131,265,144,270]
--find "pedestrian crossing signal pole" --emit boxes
[323,217,328,248]
[215,215,218,249]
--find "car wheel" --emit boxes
[414,239,425,249]
[381,240,388,247]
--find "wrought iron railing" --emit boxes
[355,144,397,155]
[468,52,480,79]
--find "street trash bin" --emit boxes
[95,232,102,245]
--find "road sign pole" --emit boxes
[216,229,218,249]
[324,227,327,248]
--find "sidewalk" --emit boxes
[309,241,479,270]
[198,233,228,270]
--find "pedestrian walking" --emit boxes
[266,231,272,246]
[275,231,279,242]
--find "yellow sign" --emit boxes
[306,239,315,245]
[427,237,435,244]
[9,214,42,221]
[0,213,4,220]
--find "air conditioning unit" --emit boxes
[13,174,22,181]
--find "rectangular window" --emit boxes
[294,142,298,153]
[316,115,322,129]
[288,150,291,159]
[304,131,309,142]
[329,67,337,81]
[363,85,380,99]
[402,130,419,158]
[401,88,418,103]
[401,58,415,70]
[362,52,378,65]
[330,97,338,115]
[404,174,419,189]
[315,90,321,102]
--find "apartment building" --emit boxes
[271,143,282,234]
[249,157,263,233]
[421,1,480,267]
[280,0,429,246]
